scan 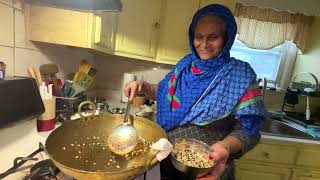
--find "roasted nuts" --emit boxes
[172,149,214,168]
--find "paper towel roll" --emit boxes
[121,73,135,102]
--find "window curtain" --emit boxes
[234,3,313,52]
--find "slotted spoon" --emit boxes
[108,101,139,155]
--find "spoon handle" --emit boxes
[123,101,132,123]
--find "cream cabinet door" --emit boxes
[292,170,320,180]
[26,5,94,48]
[156,0,199,65]
[115,0,161,59]
[236,163,292,180]
[199,0,236,12]
[92,12,117,53]
[0,3,14,47]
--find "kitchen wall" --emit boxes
[293,16,320,80]
[266,17,320,115]
[0,0,95,81]
[1,0,318,114]
[50,1,320,109]
[233,0,320,115]
[93,53,172,100]
[0,0,171,103]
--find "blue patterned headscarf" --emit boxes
[157,4,265,131]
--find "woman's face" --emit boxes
[193,15,226,61]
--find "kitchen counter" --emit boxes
[261,133,320,144]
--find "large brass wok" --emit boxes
[45,112,167,180]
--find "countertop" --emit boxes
[261,133,320,144]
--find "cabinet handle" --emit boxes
[263,152,270,159]
[154,22,160,29]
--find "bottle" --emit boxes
[0,61,6,79]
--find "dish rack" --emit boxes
[282,72,319,127]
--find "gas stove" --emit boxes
[0,143,73,180]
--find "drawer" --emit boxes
[241,143,297,165]
[292,169,320,180]
[296,148,320,168]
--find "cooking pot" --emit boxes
[45,102,167,180]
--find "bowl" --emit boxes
[170,138,216,178]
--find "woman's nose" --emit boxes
[200,39,209,48]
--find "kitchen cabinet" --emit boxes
[25,5,116,53]
[156,0,199,65]
[292,170,320,180]
[235,138,320,180]
[91,11,117,53]
[236,163,291,180]
[199,0,236,12]
[25,0,239,65]
[0,3,14,47]
[114,0,161,61]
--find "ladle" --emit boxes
[108,101,139,155]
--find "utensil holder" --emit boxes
[37,98,56,132]
[55,96,85,122]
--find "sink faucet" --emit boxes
[257,77,267,100]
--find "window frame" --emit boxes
[230,38,296,88]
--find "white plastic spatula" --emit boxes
[108,101,139,155]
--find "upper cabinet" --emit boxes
[26,5,116,53]
[92,12,117,53]
[156,0,199,65]
[0,3,14,47]
[114,0,161,61]
[199,0,236,12]
[27,0,238,65]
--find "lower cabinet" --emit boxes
[291,170,320,180]
[235,138,320,180]
[236,163,291,180]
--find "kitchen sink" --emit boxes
[261,118,315,139]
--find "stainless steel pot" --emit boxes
[170,139,216,178]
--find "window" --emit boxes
[230,38,286,86]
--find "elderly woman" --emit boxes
[125,4,266,180]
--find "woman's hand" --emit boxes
[196,142,230,180]
[124,80,144,101]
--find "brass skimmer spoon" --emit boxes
[108,101,139,155]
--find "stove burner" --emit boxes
[29,159,60,180]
